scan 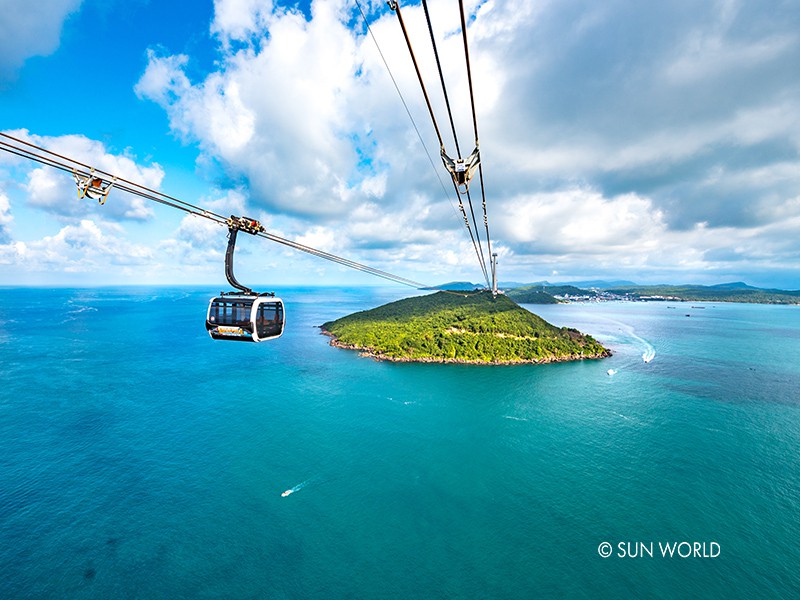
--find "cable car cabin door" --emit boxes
[254,299,284,341]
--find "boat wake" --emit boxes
[607,319,656,363]
[281,478,314,497]
[642,345,656,363]
[62,305,98,324]
[67,305,98,315]
[629,330,655,363]
[503,415,528,421]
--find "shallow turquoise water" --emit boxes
[1,288,799,598]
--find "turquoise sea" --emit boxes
[1,287,799,598]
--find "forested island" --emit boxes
[321,291,610,364]
[506,285,583,304]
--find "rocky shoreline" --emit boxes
[320,328,612,365]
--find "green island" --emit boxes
[321,291,610,364]
[506,285,582,304]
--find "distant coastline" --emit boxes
[497,281,800,305]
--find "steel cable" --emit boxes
[0,133,443,289]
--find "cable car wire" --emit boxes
[356,0,488,288]
[386,0,489,287]
[421,0,460,157]
[0,132,442,290]
[457,0,494,263]
[1,132,225,222]
[419,0,488,281]
[353,0,470,242]
[386,1,444,150]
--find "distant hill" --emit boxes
[504,290,560,304]
[429,279,798,305]
[503,280,637,290]
[506,284,597,304]
[708,282,758,290]
[321,291,610,364]
[608,283,800,304]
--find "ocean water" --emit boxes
[1,287,799,599]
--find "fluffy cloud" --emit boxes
[0,192,13,244]
[155,188,251,270]
[0,219,152,275]
[487,0,800,229]
[134,0,508,284]
[211,0,276,47]
[0,0,82,81]
[131,0,800,287]
[496,189,665,255]
[137,1,363,219]
[2,129,162,222]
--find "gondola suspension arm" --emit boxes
[224,216,265,295]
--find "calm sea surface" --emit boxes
[1,287,799,598]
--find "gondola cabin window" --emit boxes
[209,300,250,327]
[256,302,283,338]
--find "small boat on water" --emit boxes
[281,490,293,497]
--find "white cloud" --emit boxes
[137,1,363,218]
[127,0,800,287]
[156,216,224,277]
[0,0,82,80]
[2,129,162,222]
[663,0,797,87]
[0,191,13,243]
[211,0,275,46]
[497,189,664,255]
[295,225,337,253]
[133,51,191,106]
[0,219,152,274]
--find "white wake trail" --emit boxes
[281,478,314,497]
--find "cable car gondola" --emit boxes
[205,217,285,342]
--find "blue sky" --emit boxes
[1,0,799,289]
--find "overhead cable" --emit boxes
[353,0,469,238]
[387,0,490,287]
[457,0,493,262]
[420,0,488,278]
[0,132,439,290]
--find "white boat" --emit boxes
[281,490,293,497]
